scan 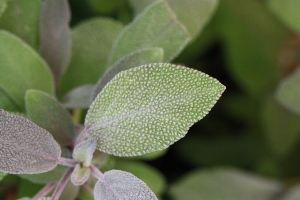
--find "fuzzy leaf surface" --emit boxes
[108,0,190,64]
[85,63,225,156]
[73,138,96,166]
[0,30,54,108]
[0,0,41,49]
[0,110,61,174]
[94,170,157,200]
[40,0,71,79]
[92,47,164,100]
[25,90,75,147]
[276,67,300,115]
[60,18,124,95]
[71,164,90,186]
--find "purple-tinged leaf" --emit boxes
[73,138,96,167]
[0,110,61,174]
[94,170,157,200]
[40,0,71,85]
[71,164,91,186]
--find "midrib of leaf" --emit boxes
[0,139,59,162]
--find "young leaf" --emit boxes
[92,47,164,100]
[0,110,61,174]
[62,84,94,109]
[71,164,91,186]
[40,0,71,83]
[85,63,225,156]
[59,18,124,96]
[25,90,75,147]
[73,138,96,167]
[108,0,190,64]
[276,67,300,115]
[94,170,157,200]
[0,0,42,49]
[0,30,54,108]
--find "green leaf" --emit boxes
[261,97,300,157]
[0,90,18,111]
[108,0,190,64]
[20,165,67,184]
[18,179,43,199]
[85,63,225,156]
[0,0,7,18]
[0,30,54,108]
[25,90,75,147]
[40,0,72,82]
[59,18,124,96]
[0,171,6,181]
[59,180,80,200]
[268,0,300,33]
[276,67,300,115]
[92,47,164,100]
[170,168,283,200]
[128,0,152,15]
[0,0,42,49]
[0,110,61,174]
[62,84,94,109]
[94,170,157,200]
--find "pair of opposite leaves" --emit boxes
[0,63,225,199]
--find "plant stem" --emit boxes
[51,167,73,200]
[32,183,56,200]
[72,108,82,124]
[75,127,90,146]
[89,164,104,180]
[58,157,79,167]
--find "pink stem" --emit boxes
[51,167,73,200]
[58,157,79,167]
[32,183,56,200]
[75,127,90,145]
[89,164,104,180]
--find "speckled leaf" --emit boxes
[94,170,157,200]
[73,138,96,166]
[0,30,54,108]
[59,18,124,95]
[62,84,94,109]
[0,0,41,49]
[0,110,61,174]
[25,90,75,147]
[85,63,225,156]
[108,0,190,64]
[276,67,300,115]
[40,0,71,81]
[71,164,90,186]
[92,47,164,100]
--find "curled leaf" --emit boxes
[0,110,61,174]
[71,164,90,186]
[73,138,96,167]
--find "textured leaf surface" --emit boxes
[94,170,157,200]
[25,90,75,147]
[276,67,300,115]
[108,0,190,64]
[85,63,225,156]
[0,30,54,108]
[71,164,90,186]
[92,47,164,100]
[62,84,94,109]
[0,110,61,174]
[60,18,124,95]
[170,168,282,200]
[0,0,41,49]
[73,138,96,166]
[20,165,67,184]
[269,0,300,33]
[40,0,71,80]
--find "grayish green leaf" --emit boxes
[73,138,96,166]
[85,63,225,156]
[108,0,190,64]
[59,18,124,95]
[94,170,157,200]
[268,0,300,33]
[0,0,6,18]
[0,0,42,49]
[17,198,31,200]
[92,47,164,100]
[0,110,61,174]
[276,67,300,115]
[170,168,283,200]
[62,84,94,109]
[71,164,91,186]
[0,30,54,108]
[20,165,67,184]
[128,0,152,15]
[25,90,75,147]
[40,0,72,81]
